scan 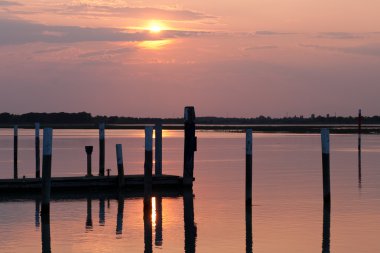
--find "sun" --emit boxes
[147,21,165,33]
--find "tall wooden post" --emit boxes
[144,127,153,196]
[99,123,105,176]
[246,129,253,205]
[183,107,197,187]
[35,123,41,178]
[13,125,18,179]
[85,146,93,177]
[116,144,125,189]
[41,128,53,214]
[155,123,162,176]
[321,128,331,203]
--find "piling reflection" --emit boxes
[155,196,163,247]
[116,194,124,237]
[183,189,197,253]
[322,202,331,253]
[35,199,40,228]
[99,196,105,226]
[41,209,51,253]
[245,204,253,253]
[85,197,93,231]
[144,196,153,253]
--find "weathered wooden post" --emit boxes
[144,197,153,253]
[41,128,53,214]
[183,107,197,187]
[358,109,362,187]
[321,128,331,203]
[246,129,253,205]
[116,144,125,189]
[85,197,93,230]
[85,146,93,177]
[99,123,105,176]
[41,209,51,253]
[144,127,153,196]
[322,201,331,253]
[35,123,41,178]
[155,123,162,176]
[13,125,18,179]
[183,189,196,253]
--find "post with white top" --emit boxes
[183,107,197,187]
[41,128,53,214]
[99,123,105,176]
[13,126,18,179]
[155,123,163,176]
[321,128,331,203]
[246,129,253,205]
[35,123,41,178]
[116,144,125,189]
[144,127,153,196]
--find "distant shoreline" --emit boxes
[0,123,378,134]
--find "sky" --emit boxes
[0,0,379,117]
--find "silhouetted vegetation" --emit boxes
[0,112,378,125]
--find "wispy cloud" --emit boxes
[79,47,137,58]
[0,1,21,6]
[317,32,365,40]
[244,45,278,51]
[300,43,380,57]
[0,18,210,45]
[52,4,216,21]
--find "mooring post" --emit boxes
[321,128,331,203]
[41,128,53,214]
[85,146,93,177]
[145,127,153,196]
[116,144,125,189]
[99,123,105,176]
[155,123,162,176]
[183,107,197,187]
[13,125,18,179]
[35,123,41,178]
[246,129,253,205]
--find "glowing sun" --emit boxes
[148,21,165,33]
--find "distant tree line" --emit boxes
[0,112,379,125]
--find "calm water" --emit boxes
[0,129,379,253]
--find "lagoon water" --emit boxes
[0,129,379,252]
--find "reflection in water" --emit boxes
[35,199,40,228]
[184,190,197,253]
[144,196,153,253]
[155,197,163,247]
[245,204,253,253]
[358,137,362,189]
[322,202,331,253]
[86,198,93,231]
[41,210,51,253]
[116,194,124,237]
[99,196,105,226]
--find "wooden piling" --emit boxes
[246,129,253,205]
[116,144,125,189]
[41,128,53,214]
[85,146,93,177]
[155,123,162,176]
[183,189,196,253]
[35,123,40,178]
[99,123,105,176]
[183,107,197,187]
[321,128,331,203]
[144,127,153,196]
[13,126,18,179]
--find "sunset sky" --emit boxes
[1,0,379,117]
